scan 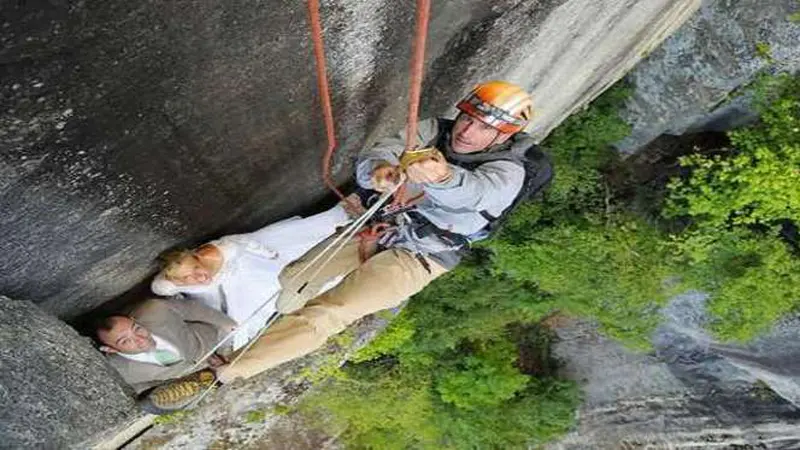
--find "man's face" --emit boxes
[98,316,156,354]
[167,253,213,286]
[450,113,512,154]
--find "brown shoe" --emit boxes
[142,369,217,413]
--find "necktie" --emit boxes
[154,348,183,366]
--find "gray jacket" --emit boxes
[356,118,526,268]
[105,298,235,393]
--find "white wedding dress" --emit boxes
[151,205,349,350]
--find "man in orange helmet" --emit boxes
[209,81,551,383]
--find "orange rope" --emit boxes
[404,0,431,151]
[306,0,346,201]
[305,0,432,260]
[393,0,432,207]
[307,0,431,208]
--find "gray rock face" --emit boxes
[547,293,800,449]
[0,0,699,319]
[657,292,800,409]
[0,296,139,449]
[617,0,800,152]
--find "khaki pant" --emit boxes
[218,234,448,382]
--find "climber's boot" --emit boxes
[139,369,217,414]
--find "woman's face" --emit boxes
[167,254,214,286]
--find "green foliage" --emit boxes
[244,409,267,424]
[302,75,800,449]
[242,404,292,424]
[350,313,416,363]
[433,377,579,450]
[293,351,347,384]
[490,214,674,350]
[301,322,579,450]
[755,42,774,62]
[395,261,555,361]
[152,410,189,426]
[665,73,800,229]
[672,229,800,341]
[435,340,530,410]
[301,368,441,450]
[487,83,676,349]
[300,258,582,448]
[664,73,800,341]
[271,403,293,415]
[293,329,357,384]
[540,84,632,216]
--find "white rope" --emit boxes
[289,186,400,293]
[284,185,401,290]
[179,290,281,376]
[178,182,403,409]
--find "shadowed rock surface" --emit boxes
[1,0,699,320]
[0,296,139,449]
[617,0,800,152]
[546,293,800,449]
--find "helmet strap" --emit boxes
[485,128,501,151]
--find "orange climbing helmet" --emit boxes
[456,80,533,134]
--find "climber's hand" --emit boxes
[371,162,402,192]
[339,192,366,218]
[207,353,227,368]
[405,152,452,185]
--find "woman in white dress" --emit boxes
[150,202,355,350]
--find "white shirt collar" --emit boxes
[116,334,182,366]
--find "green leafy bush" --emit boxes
[672,229,800,341]
[301,74,800,449]
[486,83,676,349]
[433,377,579,450]
[540,84,632,215]
[490,214,674,350]
[435,340,530,410]
[665,73,800,340]
[666,73,800,229]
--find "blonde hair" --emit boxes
[158,248,195,280]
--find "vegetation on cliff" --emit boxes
[665,73,800,340]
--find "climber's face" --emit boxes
[97,316,156,354]
[166,254,214,286]
[451,113,513,154]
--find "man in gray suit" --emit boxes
[95,298,236,394]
